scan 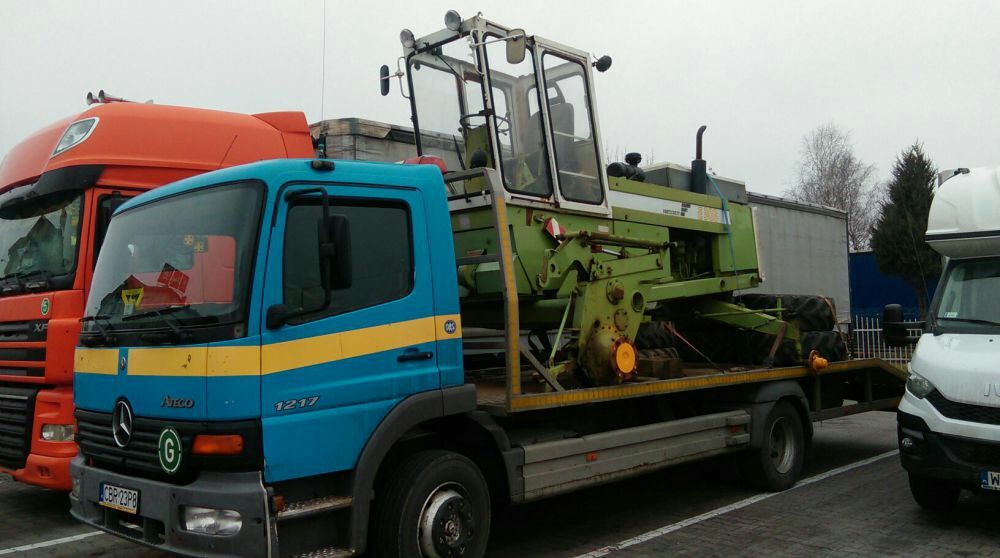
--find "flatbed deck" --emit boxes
[474,358,906,415]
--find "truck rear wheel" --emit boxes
[743,401,805,491]
[373,450,491,558]
[908,473,960,513]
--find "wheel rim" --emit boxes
[768,416,795,475]
[418,482,476,558]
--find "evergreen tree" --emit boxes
[870,143,940,317]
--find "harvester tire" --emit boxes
[742,400,805,491]
[372,450,491,558]
[738,294,836,332]
[635,321,673,351]
[801,331,848,362]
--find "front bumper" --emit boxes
[898,411,1000,490]
[70,456,275,558]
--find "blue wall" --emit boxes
[849,251,937,319]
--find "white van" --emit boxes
[885,166,1000,511]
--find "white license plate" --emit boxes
[981,470,1000,492]
[99,483,140,514]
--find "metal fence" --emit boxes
[850,315,921,368]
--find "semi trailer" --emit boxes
[69,12,905,558]
[886,166,1000,510]
[0,97,314,490]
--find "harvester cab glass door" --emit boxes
[408,39,488,175]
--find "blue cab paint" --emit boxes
[75,159,462,482]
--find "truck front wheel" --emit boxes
[373,450,491,558]
[908,474,960,513]
[743,400,805,491]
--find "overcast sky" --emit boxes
[2,0,998,195]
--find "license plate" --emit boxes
[98,483,140,514]
[981,470,1000,492]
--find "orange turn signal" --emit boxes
[192,434,244,456]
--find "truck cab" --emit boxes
[889,166,1000,509]
[71,158,463,557]
[0,100,312,490]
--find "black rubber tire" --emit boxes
[742,401,805,491]
[738,294,837,332]
[635,321,673,351]
[372,450,491,558]
[801,331,848,362]
[908,474,960,513]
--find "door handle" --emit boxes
[397,349,434,362]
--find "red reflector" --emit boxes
[403,155,447,174]
[586,452,599,463]
[272,495,286,513]
[192,434,244,456]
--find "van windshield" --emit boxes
[933,257,1000,333]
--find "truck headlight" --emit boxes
[182,506,242,536]
[906,372,935,399]
[40,424,76,442]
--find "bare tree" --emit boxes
[784,124,883,250]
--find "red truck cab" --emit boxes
[0,101,313,489]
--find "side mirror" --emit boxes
[318,215,351,291]
[506,29,526,64]
[593,55,613,73]
[882,304,924,347]
[266,304,293,330]
[380,64,391,96]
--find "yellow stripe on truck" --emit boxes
[77,313,462,378]
[127,347,208,377]
[75,348,119,375]
[261,314,462,376]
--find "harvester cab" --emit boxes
[384,11,612,214]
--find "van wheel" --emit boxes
[743,401,805,491]
[908,474,960,513]
[373,450,491,558]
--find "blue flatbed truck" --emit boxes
[67,157,906,558]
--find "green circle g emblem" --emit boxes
[158,427,183,474]
[40,297,50,316]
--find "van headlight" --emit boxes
[906,372,935,399]
[182,506,242,536]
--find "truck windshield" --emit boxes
[83,182,262,338]
[933,257,1000,333]
[0,190,83,284]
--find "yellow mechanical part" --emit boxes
[807,350,829,372]
[612,338,637,380]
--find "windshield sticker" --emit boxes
[944,311,958,318]
[121,287,144,316]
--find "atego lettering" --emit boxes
[161,395,195,409]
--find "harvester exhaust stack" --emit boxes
[691,125,708,195]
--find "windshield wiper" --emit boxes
[79,314,116,347]
[937,316,1000,327]
[124,305,196,343]
[0,270,52,293]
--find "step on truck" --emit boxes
[885,166,1000,510]
[69,12,906,558]
[0,97,313,490]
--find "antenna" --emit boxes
[320,0,327,121]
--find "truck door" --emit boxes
[259,183,438,482]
